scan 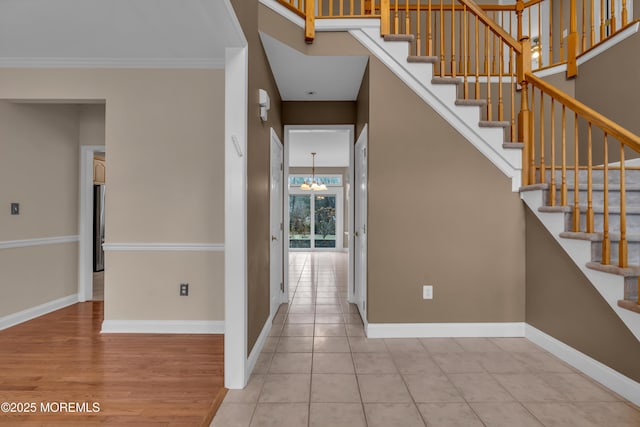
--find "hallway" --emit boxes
[211,252,640,426]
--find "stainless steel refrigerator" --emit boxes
[93,184,105,272]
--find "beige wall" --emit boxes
[0,101,80,318]
[283,101,357,125]
[0,68,226,323]
[79,104,105,147]
[357,63,370,138]
[525,208,640,382]
[233,0,284,353]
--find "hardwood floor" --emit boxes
[0,302,225,426]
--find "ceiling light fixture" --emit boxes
[300,152,327,191]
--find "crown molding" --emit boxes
[0,57,225,69]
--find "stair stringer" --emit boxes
[350,26,522,192]
[521,188,640,342]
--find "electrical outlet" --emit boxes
[423,285,433,300]
[10,203,19,215]
[180,283,189,296]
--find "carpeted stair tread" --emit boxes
[586,261,640,277]
[384,34,415,42]
[431,76,462,85]
[455,99,487,106]
[618,300,640,313]
[479,120,510,128]
[520,183,549,192]
[503,142,524,149]
[408,55,438,63]
[539,205,572,213]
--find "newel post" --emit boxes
[567,0,578,77]
[515,0,524,41]
[305,0,315,43]
[517,36,534,186]
[380,0,390,36]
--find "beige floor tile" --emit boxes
[258,374,311,403]
[253,352,274,374]
[512,351,575,373]
[268,323,283,337]
[391,352,441,375]
[349,337,388,352]
[276,337,313,353]
[280,324,315,337]
[211,403,256,427]
[345,323,366,337]
[522,402,601,427]
[272,313,286,325]
[490,338,545,353]
[315,314,345,324]
[357,374,412,403]
[344,313,364,324]
[417,402,484,427]
[419,338,465,353]
[286,314,315,324]
[315,304,343,314]
[313,336,351,352]
[309,403,367,427]
[352,352,398,374]
[312,352,355,374]
[431,352,485,373]
[574,401,640,426]
[224,374,265,403]
[539,373,620,401]
[364,403,426,427]
[314,324,346,336]
[269,352,312,373]
[447,373,514,402]
[403,373,465,403]
[470,402,544,427]
[454,338,504,352]
[287,305,315,314]
[384,338,427,353]
[250,403,308,427]
[316,297,342,305]
[262,337,279,353]
[311,373,361,403]
[494,373,566,402]
[474,351,531,374]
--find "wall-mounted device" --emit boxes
[259,89,270,122]
[10,203,19,215]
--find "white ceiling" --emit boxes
[0,0,245,67]
[289,129,351,167]
[260,32,368,101]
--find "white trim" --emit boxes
[222,0,249,47]
[0,294,78,331]
[521,190,640,341]
[103,243,224,252]
[0,57,225,69]
[577,22,640,67]
[351,27,522,192]
[316,18,381,32]
[101,320,224,334]
[225,45,249,389]
[532,63,568,78]
[0,235,79,250]
[79,145,105,302]
[366,322,526,338]
[247,311,275,376]
[526,324,640,406]
[259,0,305,28]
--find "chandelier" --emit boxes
[300,152,327,191]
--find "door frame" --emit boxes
[354,125,368,326]
[283,124,355,303]
[79,144,106,302]
[270,129,284,316]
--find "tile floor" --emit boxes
[211,252,640,427]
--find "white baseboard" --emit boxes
[0,294,78,331]
[366,322,525,338]
[246,312,274,379]
[525,324,640,406]
[101,319,225,334]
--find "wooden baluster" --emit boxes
[492,12,497,74]
[350,0,354,15]
[539,91,545,183]
[428,0,433,55]
[587,123,594,232]
[531,88,536,179]
[600,0,605,40]
[330,0,334,16]
[550,100,557,205]
[602,133,611,264]
[486,24,491,121]
[510,47,516,142]
[590,0,595,47]
[498,35,504,122]
[381,0,390,35]
[573,112,580,231]
[360,0,364,15]
[561,105,567,206]
[451,0,456,77]
[463,5,469,99]
[340,0,344,16]
[582,0,587,52]
[440,1,445,77]
[568,0,578,77]
[394,0,399,34]
[459,8,464,75]
[622,0,628,27]
[549,0,554,65]
[417,2,422,55]
[475,15,480,98]
[404,0,409,34]
[619,142,628,267]
[611,0,616,33]
[517,34,533,184]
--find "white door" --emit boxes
[354,125,368,325]
[270,129,284,318]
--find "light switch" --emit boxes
[10,203,19,215]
